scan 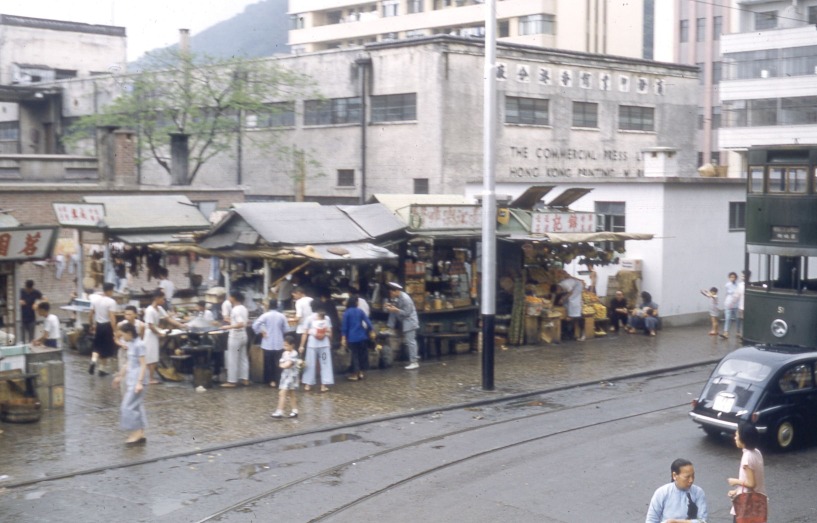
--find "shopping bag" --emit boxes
[733,492,767,523]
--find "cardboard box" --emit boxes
[51,385,65,409]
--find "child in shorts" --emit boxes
[700,287,719,336]
[271,334,302,419]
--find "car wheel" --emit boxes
[702,426,721,438]
[773,419,796,450]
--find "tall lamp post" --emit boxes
[481,0,498,391]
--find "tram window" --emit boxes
[749,167,764,193]
[792,168,807,192]
[769,168,784,192]
[769,167,807,193]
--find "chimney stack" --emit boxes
[179,28,190,55]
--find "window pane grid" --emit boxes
[371,93,417,123]
[505,96,549,125]
[573,102,598,128]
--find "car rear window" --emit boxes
[716,358,773,382]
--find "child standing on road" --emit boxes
[272,334,302,419]
[700,287,719,336]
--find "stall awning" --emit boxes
[113,232,185,245]
[150,241,396,262]
[501,232,653,243]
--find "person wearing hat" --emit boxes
[384,282,421,370]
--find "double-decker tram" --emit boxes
[744,146,817,347]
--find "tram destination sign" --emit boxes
[771,226,799,243]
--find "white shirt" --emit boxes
[357,298,370,318]
[159,279,175,304]
[43,314,61,344]
[221,299,233,322]
[92,294,117,324]
[229,304,249,339]
[295,296,313,334]
[144,305,168,341]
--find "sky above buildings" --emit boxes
[3,0,262,61]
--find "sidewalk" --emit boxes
[0,324,738,486]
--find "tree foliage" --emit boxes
[66,48,316,185]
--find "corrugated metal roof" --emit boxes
[337,204,405,239]
[371,194,472,223]
[84,195,210,231]
[113,232,184,245]
[232,202,369,244]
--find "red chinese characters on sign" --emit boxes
[52,203,105,227]
[0,233,10,257]
[531,212,596,234]
[18,232,41,256]
[0,228,56,261]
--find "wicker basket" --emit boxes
[1,397,42,423]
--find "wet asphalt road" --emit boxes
[5,325,800,521]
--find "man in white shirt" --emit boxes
[33,302,60,349]
[222,289,250,388]
[293,286,313,335]
[89,283,118,376]
[158,267,175,310]
[143,289,185,384]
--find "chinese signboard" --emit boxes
[771,226,799,243]
[530,212,596,234]
[52,203,105,227]
[0,226,59,261]
[408,205,482,230]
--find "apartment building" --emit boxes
[673,0,735,170]
[288,0,651,59]
[718,0,817,172]
[0,14,127,154]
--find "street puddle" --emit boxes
[282,433,362,451]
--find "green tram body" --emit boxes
[744,147,817,348]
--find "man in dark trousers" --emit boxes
[19,279,43,343]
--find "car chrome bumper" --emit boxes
[688,412,767,434]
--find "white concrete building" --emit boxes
[288,0,651,59]
[0,14,127,154]
[719,0,817,171]
[465,173,747,324]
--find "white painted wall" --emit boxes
[466,178,746,322]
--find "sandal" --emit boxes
[320,386,330,393]
[304,384,311,391]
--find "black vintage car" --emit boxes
[689,345,817,451]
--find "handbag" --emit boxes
[733,492,768,523]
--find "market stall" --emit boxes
[372,195,485,357]
[151,202,405,378]
[0,214,62,420]
[495,187,653,346]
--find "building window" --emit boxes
[406,29,426,38]
[729,202,746,231]
[414,178,429,194]
[755,11,777,30]
[769,167,807,193]
[290,14,304,30]
[408,0,424,14]
[713,16,723,40]
[619,105,654,131]
[711,151,721,165]
[518,14,555,36]
[506,96,549,125]
[337,169,355,187]
[55,69,77,80]
[572,102,598,128]
[304,97,361,125]
[711,106,721,129]
[696,62,705,85]
[383,0,399,17]
[498,20,509,38]
[250,102,295,128]
[371,93,417,122]
[0,121,19,141]
[809,6,817,24]
[679,19,689,43]
[433,0,453,9]
[595,201,626,251]
[712,61,722,83]
[696,18,706,42]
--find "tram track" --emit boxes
[194,372,704,522]
[2,362,713,496]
